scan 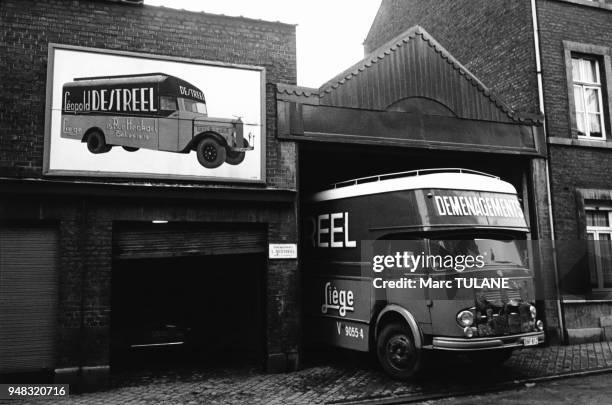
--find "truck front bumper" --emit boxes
[229,145,254,152]
[431,331,545,351]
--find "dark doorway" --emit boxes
[111,253,266,371]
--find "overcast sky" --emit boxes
[145,0,382,88]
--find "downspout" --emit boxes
[530,0,565,341]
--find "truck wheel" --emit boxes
[467,349,513,366]
[122,146,139,152]
[376,323,421,380]
[225,139,249,166]
[196,137,226,169]
[87,130,111,154]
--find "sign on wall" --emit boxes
[44,44,265,182]
[268,243,298,259]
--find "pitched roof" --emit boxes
[279,26,540,125]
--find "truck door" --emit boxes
[158,95,179,151]
[177,98,208,151]
[374,236,432,333]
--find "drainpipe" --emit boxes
[530,0,566,342]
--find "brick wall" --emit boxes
[0,0,297,189]
[1,194,299,385]
[549,146,612,240]
[537,0,612,141]
[536,0,612,299]
[0,0,300,385]
[363,0,540,115]
[536,0,612,221]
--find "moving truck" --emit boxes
[303,168,545,380]
[61,73,253,169]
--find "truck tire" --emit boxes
[225,139,249,166]
[196,137,226,169]
[467,349,513,366]
[376,323,421,380]
[87,130,111,154]
[122,146,139,152]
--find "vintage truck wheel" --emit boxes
[122,146,139,152]
[196,137,226,169]
[225,139,249,166]
[87,130,111,154]
[376,323,421,380]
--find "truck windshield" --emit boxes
[429,235,527,270]
[181,98,207,114]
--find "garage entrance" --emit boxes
[111,223,266,370]
[299,142,529,197]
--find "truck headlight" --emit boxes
[536,320,544,331]
[457,310,474,327]
[529,305,537,319]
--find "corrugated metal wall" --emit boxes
[114,224,267,259]
[319,33,513,123]
[0,228,58,373]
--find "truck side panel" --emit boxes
[305,275,372,351]
[61,114,159,150]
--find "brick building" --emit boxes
[3,0,604,391]
[0,0,298,389]
[364,0,612,343]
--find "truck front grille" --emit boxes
[480,288,522,305]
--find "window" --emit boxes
[180,98,207,115]
[586,208,612,289]
[572,56,606,139]
[160,96,177,111]
[429,235,528,271]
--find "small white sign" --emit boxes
[269,243,298,259]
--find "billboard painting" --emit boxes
[44,44,265,182]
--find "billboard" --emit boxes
[44,44,265,182]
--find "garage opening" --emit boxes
[299,142,528,195]
[298,141,532,357]
[111,223,266,371]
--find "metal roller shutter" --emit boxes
[114,224,266,259]
[0,228,58,373]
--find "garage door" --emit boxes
[114,223,266,259]
[0,227,58,373]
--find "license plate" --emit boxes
[523,336,538,346]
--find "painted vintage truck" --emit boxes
[60,73,253,169]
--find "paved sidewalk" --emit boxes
[19,342,612,405]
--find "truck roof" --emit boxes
[66,73,169,87]
[62,73,207,103]
[309,169,517,202]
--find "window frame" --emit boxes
[586,207,612,291]
[571,56,606,139]
[178,97,208,115]
[563,41,612,142]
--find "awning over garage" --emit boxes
[276,26,545,157]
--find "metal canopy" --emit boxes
[276,26,545,157]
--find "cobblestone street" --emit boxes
[418,372,612,405]
[15,342,612,405]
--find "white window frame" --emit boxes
[586,207,612,290]
[572,56,606,140]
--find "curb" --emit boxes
[327,367,612,405]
